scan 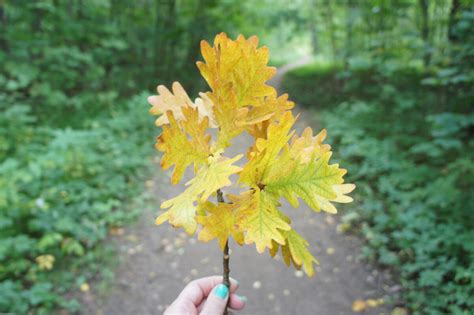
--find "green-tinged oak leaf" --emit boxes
[231,190,291,253]
[269,228,319,277]
[239,111,296,186]
[264,151,354,213]
[284,229,319,276]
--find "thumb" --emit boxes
[200,284,229,315]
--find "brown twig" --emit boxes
[217,189,230,315]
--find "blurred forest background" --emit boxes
[0,0,473,314]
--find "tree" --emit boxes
[419,0,431,65]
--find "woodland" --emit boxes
[0,0,473,314]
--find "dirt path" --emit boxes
[80,60,396,315]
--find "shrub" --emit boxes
[0,93,155,313]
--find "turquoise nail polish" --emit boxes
[214,284,229,299]
[238,295,248,302]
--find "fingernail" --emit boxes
[230,277,239,287]
[214,284,229,299]
[238,295,247,302]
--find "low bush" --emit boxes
[323,101,473,313]
[0,93,155,313]
[282,33,473,312]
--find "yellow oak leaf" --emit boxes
[196,201,244,250]
[246,93,294,126]
[197,33,276,107]
[185,154,243,202]
[205,86,248,149]
[148,82,193,125]
[156,154,242,234]
[156,188,197,234]
[246,120,270,143]
[231,190,291,253]
[156,106,211,184]
[197,33,281,149]
[195,92,217,127]
[289,127,331,163]
[149,82,217,127]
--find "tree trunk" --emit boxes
[344,0,356,67]
[323,0,337,61]
[448,0,460,42]
[308,0,319,55]
[0,0,8,52]
[153,0,175,82]
[419,0,431,66]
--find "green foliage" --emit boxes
[282,8,474,312]
[325,100,473,314]
[0,94,155,313]
[1,2,157,312]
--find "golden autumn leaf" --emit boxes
[148,81,217,127]
[196,201,244,250]
[196,33,278,149]
[156,154,242,234]
[289,127,331,163]
[156,188,197,234]
[156,106,211,184]
[197,33,276,106]
[205,85,248,149]
[185,154,243,202]
[245,93,295,126]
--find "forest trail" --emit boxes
[80,60,396,315]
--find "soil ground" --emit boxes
[79,60,398,315]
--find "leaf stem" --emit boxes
[217,189,230,315]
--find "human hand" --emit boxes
[164,276,247,315]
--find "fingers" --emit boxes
[197,294,247,312]
[177,276,239,306]
[229,293,246,310]
[199,284,229,315]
